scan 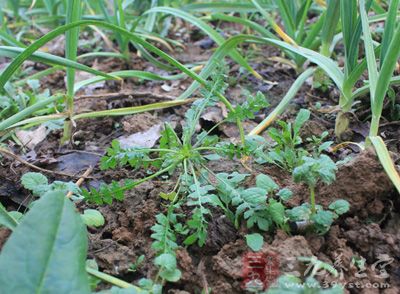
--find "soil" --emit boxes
[1,27,400,294]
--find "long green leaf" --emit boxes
[370,24,400,135]
[144,7,261,79]
[370,136,400,194]
[360,0,378,103]
[0,46,117,81]
[0,20,209,94]
[0,191,90,293]
[320,0,340,56]
[72,99,194,119]
[74,70,185,93]
[182,2,266,13]
[179,34,344,100]
[379,0,400,64]
[65,0,82,98]
[249,67,315,135]
[0,95,63,131]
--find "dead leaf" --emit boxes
[201,106,224,123]
[55,152,100,173]
[16,125,47,150]
[118,124,163,149]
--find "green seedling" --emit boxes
[215,172,293,232]
[287,199,350,234]
[266,109,310,171]
[293,154,337,215]
[84,69,270,247]
[289,155,350,234]
[21,172,81,197]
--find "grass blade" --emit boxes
[72,99,194,119]
[0,46,118,81]
[0,95,63,131]
[144,7,262,79]
[180,34,343,100]
[360,0,378,102]
[73,70,186,93]
[379,0,400,64]
[249,68,315,135]
[370,136,400,193]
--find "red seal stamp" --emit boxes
[242,251,280,291]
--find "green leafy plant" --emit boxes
[265,109,311,171]
[21,172,81,197]
[293,154,337,215]
[215,172,292,232]
[288,155,350,234]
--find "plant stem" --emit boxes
[310,185,316,215]
[86,267,143,291]
[369,114,380,138]
[215,91,246,146]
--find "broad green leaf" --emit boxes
[329,200,350,215]
[268,200,286,226]
[81,209,105,227]
[0,203,19,230]
[293,109,310,135]
[0,191,90,293]
[245,233,264,251]
[21,172,48,190]
[256,174,279,193]
[370,136,400,194]
[277,188,293,201]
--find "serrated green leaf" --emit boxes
[245,233,264,252]
[154,253,176,271]
[329,200,350,215]
[256,174,279,192]
[0,191,90,293]
[21,172,48,192]
[293,109,310,135]
[268,200,286,226]
[277,188,293,201]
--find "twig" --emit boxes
[66,166,94,198]
[0,146,93,179]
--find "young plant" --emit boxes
[287,199,350,234]
[265,109,310,171]
[215,172,293,232]
[292,154,337,215]
[290,154,350,234]
[84,68,270,246]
